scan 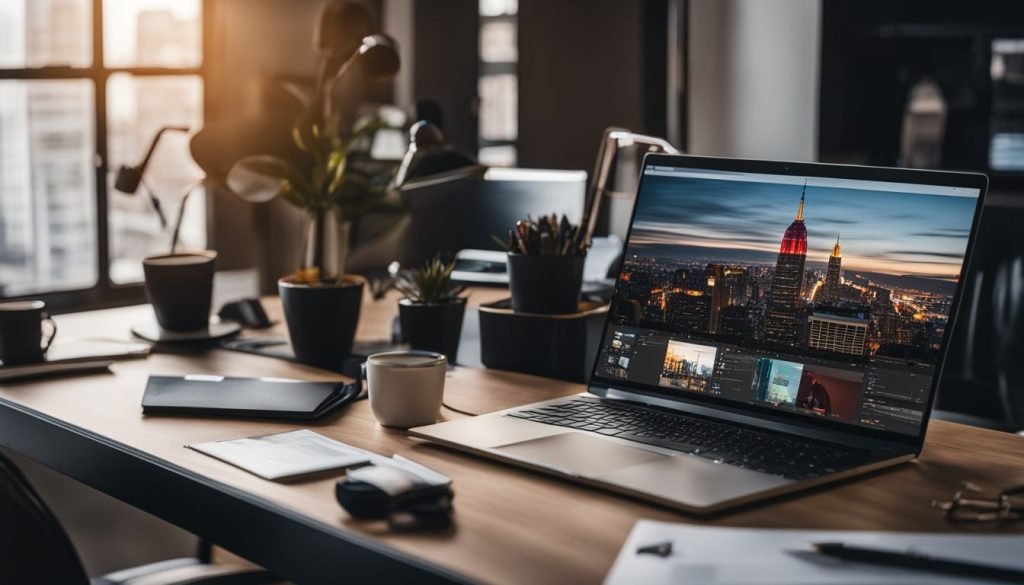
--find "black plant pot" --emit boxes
[398,297,466,363]
[507,253,586,315]
[279,276,364,370]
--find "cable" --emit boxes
[441,401,479,417]
[141,179,168,228]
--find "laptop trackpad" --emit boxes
[495,432,667,476]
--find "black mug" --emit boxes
[143,251,216,332]
[0,301,57,366]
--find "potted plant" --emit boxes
[498,214,589,314]
[224,25,402,370]
[395,257,468,363]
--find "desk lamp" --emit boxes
[114,126,202,253]
[582,127,679,243]
[114,125,190,228]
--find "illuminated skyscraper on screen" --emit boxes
[819,234,843,305]
[764,184,808,345]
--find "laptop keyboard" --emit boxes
[505,398,872,480]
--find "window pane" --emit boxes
[107,74,204,284]
[0,0,92,68]
[480,21,517,63]
[478,145,517,167]
[0,80,98,295]
[479,74,518,141]
[480,0,518,17]
[990,39,1024,171]
[103,0,201,68]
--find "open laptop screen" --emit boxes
[593,162,983,437]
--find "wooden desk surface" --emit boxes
[2,290,1024,585]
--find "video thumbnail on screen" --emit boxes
[752,357,863,421]
[659,340,717,392]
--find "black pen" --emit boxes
[813,541,1024,584]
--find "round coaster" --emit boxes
[131,319,241,343]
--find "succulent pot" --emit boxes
[398,297,467,364]
[507,253,586,315]
[279,275,364,370]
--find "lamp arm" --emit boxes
[582,129,680,244]
[137,126,190,173]
[582,130,624,244]
[620,132,679,156]
[169,180,205,254]
[323,55,358,136]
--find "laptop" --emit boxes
[411,155,987,514]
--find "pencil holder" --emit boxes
[506,253,586,315]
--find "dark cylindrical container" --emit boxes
[143,251,216,332]
[507,253,586,314]
[398,297,467,364]
[279,276,364,370]
[0,300,56,365]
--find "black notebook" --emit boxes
[141,375,361,421]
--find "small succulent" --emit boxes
[396,257,467,304]
[496,214,588,256]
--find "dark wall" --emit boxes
[517,0,664,171]
[818,0,1021,174]
[412,0,479,154]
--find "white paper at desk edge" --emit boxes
[604,520,1024,585]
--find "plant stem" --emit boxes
[313,208,326,280]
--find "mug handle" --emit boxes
[41,313,57,353]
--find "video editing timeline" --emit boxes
[595,327,931,434]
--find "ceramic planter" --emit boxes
[279,275,364,370]
[398,297,467,364]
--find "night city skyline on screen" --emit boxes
[611,171,979,362]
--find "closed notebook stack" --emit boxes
[141,375,360,421]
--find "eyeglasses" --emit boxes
[932,482,1024,523]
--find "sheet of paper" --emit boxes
[187,429,370,481]
[604,520,1024,585]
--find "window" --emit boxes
[0,0,204,305]
[990,39,1024,172]
[478,0,518,167]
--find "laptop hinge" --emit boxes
[588,385,912,455]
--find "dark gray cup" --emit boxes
[143,251,216,332]
[0,300,57,366]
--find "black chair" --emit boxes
[937,188,1024,432]
[0,452,281,585]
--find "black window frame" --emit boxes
[0,0,210,314]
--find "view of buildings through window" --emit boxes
[990,38,1024,171]
[0,0,203,295]
[478,0,517,167]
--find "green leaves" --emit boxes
[325,148,349,197]
[395,257,467,303]
[227,155,313,205]
[226,109,403,234]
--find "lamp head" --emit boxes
[346,34,400,81]
[114,165,144,194]
[409,120,444,149]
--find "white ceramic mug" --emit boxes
[366,351,447,429]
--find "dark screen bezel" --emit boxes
[587,153,989,451]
